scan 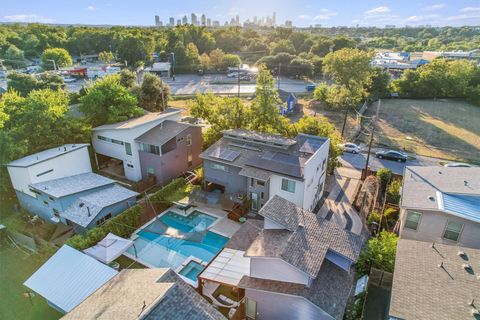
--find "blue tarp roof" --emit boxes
[24,245,118,313]
[442,193,480,223]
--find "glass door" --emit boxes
[251,192,259,211]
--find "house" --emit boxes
[24,245,118,313]
[144,62,172,77]
[278,89,297,115]
[92,108,202,184]
[399,166,480,249]
[199,196,366,320]
[62,268,225,320]
[389,239,480,320]
[200,129,330,212]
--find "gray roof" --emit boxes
[401,166,480,215]
[62,269,225,320]
[225,219,263,251]
[93,108,181,131]
[8,144,89,168]
[30,172,114,198]
[201,130,329,180]
[135,120,192,146]
[246,196,365,277]
[61,185,138,227]
[389,239,480,320]
[239,259,353,320]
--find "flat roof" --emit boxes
[24,245,118,313]
[200,248,250,286]
[389,239,480,320]
[135,120,192,146]
[8,144,89,168]
[92,108,181,131]
[30,172,114,198]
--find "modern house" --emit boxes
[389,239,480,320]
[399,166,480,249]
[200,129,330,212]
[7,144,138,230]
[199,196,365,320]
[24,245,119,314]
[92,108,202,185]
[62,268,225,320]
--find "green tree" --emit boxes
[386,178,402,204]
[291,116,342,174]
[270,39,296,55]
[118,69,138,89]
[209,48,225,71]
[79,75,143,126]
[368,67,391,99]
[310,37,334,57]
[323,48,372,89]
[288,58,314,77]
[185,42,201,72]
[357,231,398,275]
[4,44,26,68]
[223,54,241,68]
[117,35,154,67]
[139,73,170,112]
[376,168,393,190]
[98,51,114,64]
[313,83,329,101]
[7,72,65,96]
[40,47,72,70]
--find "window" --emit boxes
[98,135,124,145]
[281,178,296,193]
[443,220,463,242]
[96,213,112,226]
[187,153,193,167]
[29,188,41,195]
[127,164,134,168]
[125,142,132,156]
[43,201,49,206]
[405,211,422,230]
[186,134,192,146]
[245,298,257,319]
[139,143,160,155]
[250,178,254,187]
[49,196,54,201]
[210,162,228,172]
[147,167,155,176]
[257,180,265,187]
[36,169,53,177]
[52,208,60,217]
[261,192,264,199]
[161,137,177,154]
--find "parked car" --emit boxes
[443,162,472,168]
[306,83,316,91]
[62,76,76,83]
[375,150,407,162]
[339,143,361,154]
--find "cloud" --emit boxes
[298,14,312,20]
[406,14,440,22]
[446,7,480,22]
[365,6,391,15]
[421,4,446,11]
[314,9,338,20]
[86,6,96,11]
[459,7,480,13]
[3,14,53,23]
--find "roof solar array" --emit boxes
[209,148,241,162]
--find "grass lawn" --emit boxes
[361,99,480,162]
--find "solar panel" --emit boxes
[209,148,240,162]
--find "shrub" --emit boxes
[386,179,402,204]
[376,168,393,190]
[367,211,381,225]
[356,231,398,276]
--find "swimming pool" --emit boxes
[126,210,228,277]
[179,260,205,281]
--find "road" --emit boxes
[340,151,442,175]
[162,74,309,95]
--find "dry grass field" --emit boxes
[363,99,480,162]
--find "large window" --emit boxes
[186,134,192,146]
[125,142,132,156]
[405,211,422,230]
[139,143,160,155]
[245,298,257,319]
[281,178,296,193]
[210,162,228,172]
[161,137,177,154]
[98,135,124,145]
[443,220,464,242]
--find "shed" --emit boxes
[24,245,118,313]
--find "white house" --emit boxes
[91,108,182,182]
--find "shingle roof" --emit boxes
[24,245,118,313]
[246,196,365,277]
[8,144,89,168]
[135,120,192,146]
[30,172,114,198]
[389,239,480,320]
[238,259,354,320]
[62,269,225,320]
[92,108,181,131]
[60,185,138,227]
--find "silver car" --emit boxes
[339,143,361,154]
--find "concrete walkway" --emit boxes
[318,167,364,235]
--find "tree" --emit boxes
[209,48,225,71]
[79,75,143,126]
[386,178,402,204]
[223,54,241,68]
[117,35,154,67]
[376,168,393,190]
[291,116,342,174]
[139,73,170,112]
[200,53,211,71]
[185,42,201,72]
[368,67,391,99]
[325,84,365,109]
[270,39,296,55]
[249,66,289,134]
[118,69,138,89]
[313,83,329,101]
[357,231,398,275]
[323,48,372,90]
[288,58,313,77]
[310,37,334,57]
[40,48,72,70]
[4,44,26,68]
[7,72,65,97]
[99,51,114,64]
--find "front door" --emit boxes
[251,192,259,211]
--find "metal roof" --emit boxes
[92,108,181,131]
[440,193,480,223]
[8,144,89,168]
[199,248,250,286]
[60,185,138,228]
[134,120,192,146]
[24,245,118,313]
[30,172,114,198]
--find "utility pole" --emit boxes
[277,63,281,90]
[363,99,381,180]
[237,64,241,97]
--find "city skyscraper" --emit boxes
[207,18,211,27]
[155,15,160,26]
[182,15,188,24]
[169,17,174,26]
[201,14,206,26]
[273,12,276,26]
[191,13,198,25]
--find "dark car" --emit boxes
[375,150,408,162]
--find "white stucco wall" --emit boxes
[269,175,305,208]
[249,257,312,286]
[8,146,92,197]
[302,139,329,211]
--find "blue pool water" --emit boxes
[179,261,205,281]
[127,211,228,276]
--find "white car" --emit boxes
[339,143,361,154]
[62,76,76,83]
[443,162,472,168]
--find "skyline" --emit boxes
[1,0,480,27]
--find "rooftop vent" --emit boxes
[468,299,475,307]
[464,180,469,186]
[458,250,466,258]
[471,308,479,316]
[79,203,85,207]
[437,261,444,269]
[463,263,472,271]
[428,196,435,201]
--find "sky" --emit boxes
[1,0,479,27]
